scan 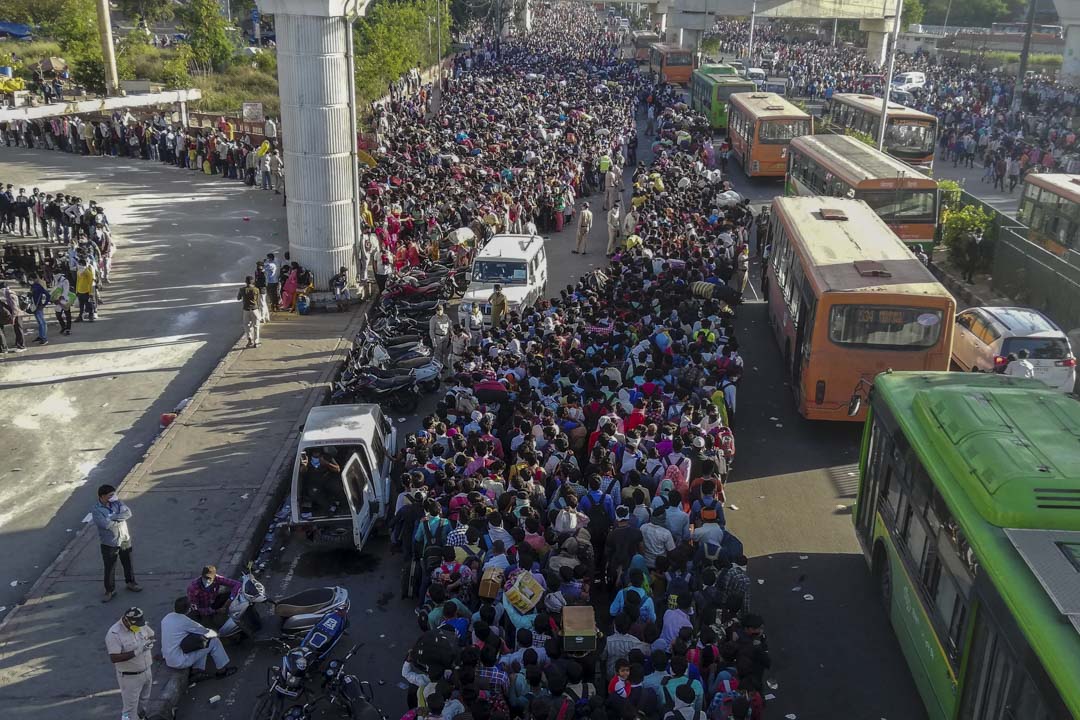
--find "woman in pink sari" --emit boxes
[280,262,300,311]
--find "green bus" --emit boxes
[690,70,756,130]
[854,371,1080,720]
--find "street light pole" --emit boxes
[877,0,904,152]
[1013,0,1038,111]
[746,0,758,67]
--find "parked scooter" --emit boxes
[217,565,351,643]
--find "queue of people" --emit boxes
[0,188,112,352]
[374,5,768,720]
[1,111,286,191]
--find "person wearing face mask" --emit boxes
[185,565,242,628]
[105,606,156,720]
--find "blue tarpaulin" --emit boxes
[0,21,32,39]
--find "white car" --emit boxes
[952,306,1076,393]
[459,233,548,327]
[891,71,925,92]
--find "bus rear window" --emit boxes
[759,119,810,143]
[858,189,937,223]
[666,53,692,66]
[1001,337,1071,359]
[829,305,943,349]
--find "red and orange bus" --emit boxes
[648,43,694,85]
[763,196,955,421]
[727,92,812,178]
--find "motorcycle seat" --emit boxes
[368,376,413,389]
[274,587,337,617]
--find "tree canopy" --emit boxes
[353,0,451,105]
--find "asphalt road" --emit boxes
[179,154,925,720]
[0,147,288,613]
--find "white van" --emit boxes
[746,68,767,88]
[459,234,548,327]
[892,71,926,91]
[289,404,397,552]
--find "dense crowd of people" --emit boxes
[378,6,767,720]
[707,18,1079,181]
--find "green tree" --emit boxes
[353,0,450,106]
[924,0,1010,27]
[115,0,174,25]
[180,0,235,73]
[902,0,925,28]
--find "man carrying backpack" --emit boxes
[413,500,452,603]
[577,475,616,579]
[664,683,704,720]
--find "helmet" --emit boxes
[123,607,146,630]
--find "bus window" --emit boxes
[828,305,944,349]
[859,189,937,223]
[884,121,935,155]
[759,119,810,143]
[666,53,692,66]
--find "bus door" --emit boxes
[792,289,815,395]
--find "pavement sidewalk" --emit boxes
[0,303,368,720]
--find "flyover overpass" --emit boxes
[610,0,902,63]
[609,0,1079,81]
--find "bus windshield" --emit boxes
[829,305,943,348]
[472,259,528,285]
[759,119,811,144]
[884,120,935,155]
[858,189,937,223]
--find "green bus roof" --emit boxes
[874,371,1080,717]
[697,63,738,77]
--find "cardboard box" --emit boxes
[562,605,597,652]
[479,567,503,600]
[504,571,544,613]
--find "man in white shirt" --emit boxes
[1004,350,1036,379]
[639,508,676,568]
[160,597,236,677]
[264,252,280,311]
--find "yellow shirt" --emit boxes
[76,266,95,294]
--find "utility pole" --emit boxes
[832,17,838,47]
[436,0,443,79]
[877,0,904,152]
[1013,0,1038,111]
[95,0,120,95]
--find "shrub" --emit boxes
[937,179,962,210]
[942,202,993,271]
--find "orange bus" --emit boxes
[728,92,812,178]
[1016,173,1080,256]
[648,43,694,85]
[826,93,938,170]
[785,134,939,255]
[631,31,661,61]
[763,196,955,421]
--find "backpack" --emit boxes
[666,709,704,720]
[0,302,11,326]
[420,520,447,573]
[706,670,741,720]
[583,479,616,538]
[663,457,689,497]
[549,695,575,720]
[716,428,735,460]
[666,570,692,610]
[563,684,591,718]
[410,628,458,675]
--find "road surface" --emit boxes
[0,147,287,613]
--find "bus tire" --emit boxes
[872,543,892,609]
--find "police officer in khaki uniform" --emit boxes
[428,303,451,364]
[106,607,156,720]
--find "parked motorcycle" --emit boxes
[330,371,420,411]
[248,607,351,720]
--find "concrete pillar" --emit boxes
[523,0,531,32]
[681,27,701,51]
[860,17,896,66]
[650,3,667,35]
[1064,24,1080,86]
[257,0,360,290]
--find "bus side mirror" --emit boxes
[847,395,862,417]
